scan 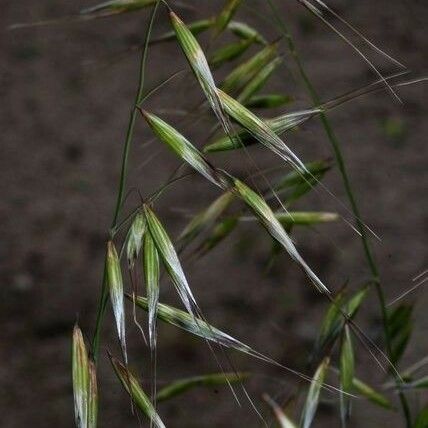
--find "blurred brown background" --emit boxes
[1,0,427,427]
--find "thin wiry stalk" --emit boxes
[91,0,161,362]
[265,1,411,425]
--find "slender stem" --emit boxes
[91,1,161,361]
[266,1,411,425]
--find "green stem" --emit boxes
[91,1,161,362]
[266,1,411,425]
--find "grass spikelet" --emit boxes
[238,56,283,104]
[72,325,90,428]
[301,357,330,428]
[266,159,332,206]
[151,19,266,46]
[339,325,354,424]
[387,304,413,366]
[141,110,225,188]
[217,89,308,172]
[273,159,332,204]
[179,191,235,247]
[228,21,267,44]
[210,38,255,68]
[157,372,249,402]
[315,289,346,355]
[126,211,146,268]
[414,407,428,428]
[106,241,127,363]
[194,217,238,258]
[221,43,278,95]
[242,211,339,226]
[203,108,320,153]
[129,295,256,355]
[143,204,198,315]
[169,11,231,133]
[352,377,392,409]
[127,297,349,404]
[246,94,293,109]
[214,0,243,36]
[110,357,166,428]
[344,287,369,317]
[315,287,368,356]
[232,177,329,293]
[143,232,160,350]
[267,109,321,135]
[80,0,156,14]
[151,19,214,44]
[88,361,98,428]
[263,394,297,428]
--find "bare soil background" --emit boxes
[1,1,427,427]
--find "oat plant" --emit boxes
[11,0,427,426]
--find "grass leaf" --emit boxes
[246,94,293,109]
[106,241,127,363]
[110,357,166,428]
[157,372,249,402]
